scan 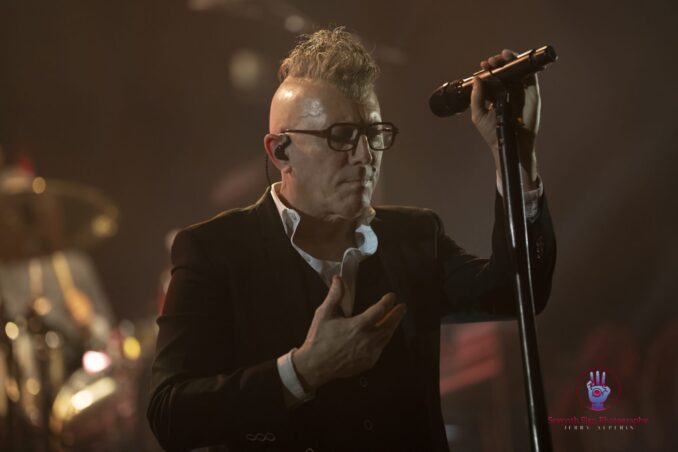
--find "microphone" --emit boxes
[429,45,557,117]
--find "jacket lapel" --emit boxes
[253,188,316,347]
[370,215,418,350]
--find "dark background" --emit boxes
[1,0,676,450]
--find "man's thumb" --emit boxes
[470,77,488,124]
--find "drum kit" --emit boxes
[0,170,157,451]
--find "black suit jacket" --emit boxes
[147,188,556,451]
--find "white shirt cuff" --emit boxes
[276,348,315,402]
[496,173,543,224]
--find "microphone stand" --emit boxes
[493,83,552,452]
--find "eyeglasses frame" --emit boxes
[281,122,399,152]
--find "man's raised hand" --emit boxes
[292,276,407,391]
[470,48,541,188]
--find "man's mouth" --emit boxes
[344,178,373,187]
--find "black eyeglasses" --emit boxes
[282,122,399,152]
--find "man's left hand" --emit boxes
[470,49,541,189]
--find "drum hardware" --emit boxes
[0,176,119,262]
[51,252,94,333]
[0,173,160,450]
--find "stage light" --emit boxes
[33,296,52,315]
[229,49,262,90]
[26,378,41,396]
[123,337,141,360]
[45,331,61,348]
[82,350,112,374]
[32,176,46,194]
[91,214,116,237]
[70,389,94,411]
[284,14,305,33]
[4,322,19,340]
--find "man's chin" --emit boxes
[345,201,373,220]
[323,198,371,222]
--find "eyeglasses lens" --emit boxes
[367,124,394,150]
[328,123,395,151]
[329,124,360,151]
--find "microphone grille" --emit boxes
[429,80,471,117]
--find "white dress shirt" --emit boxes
[273,179,543,404]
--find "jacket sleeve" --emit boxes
[147,228,293,451]
[438,191,556,323]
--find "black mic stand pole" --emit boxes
[493,83,552,452]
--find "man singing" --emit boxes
[148,27,556,452]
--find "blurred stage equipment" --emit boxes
[429,45,557,117]
[0,175,119,261]
[430,46,558,452]
[0,172,154,451]
[48,319,158,452]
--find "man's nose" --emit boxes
[349,134,374,165]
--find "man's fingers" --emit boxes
[374,302,407,329]
[501,49,517,60]
[371,303,407,346]
[487,55,501,67]
[356,292,396,327]
[482,49,518,71]
[318,275,345,318]
[486,52,506,68]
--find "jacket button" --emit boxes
[363,419,374,431]
[305,448,315,452]
[255,432,266,441]
[359,376,368,388]
[265,432,276,441]
[246,433,256,441]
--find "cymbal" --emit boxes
[0,174,119,260]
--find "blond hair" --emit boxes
[278,27,379,102]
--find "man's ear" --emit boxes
[273,135,291,161]
[264,133,292,171]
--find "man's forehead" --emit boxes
[276,79,379,110]
[272,78,380,124]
